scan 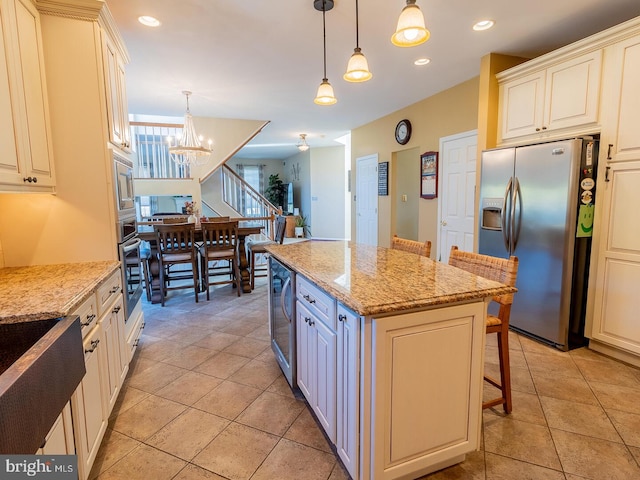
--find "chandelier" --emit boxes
[297,134,310,152]
[167,91,213,166]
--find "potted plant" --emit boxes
[264,174,287,209]
[294,215,309,238]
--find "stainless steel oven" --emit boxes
[268,256,296,387]
[118,232,143,322]
[114,152,135,217]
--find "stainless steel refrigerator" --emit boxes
[479,138,598,350]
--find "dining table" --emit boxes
[137,221,264,303]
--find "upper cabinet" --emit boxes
[102,28,131,152]
[0,0,54,192]
[498,50,602,143]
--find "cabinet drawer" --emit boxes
[96,269,122,316]
[297,276,336,330]
[72,295,98,339]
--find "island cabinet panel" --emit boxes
[36,402,74,455]
[365,302,485,480]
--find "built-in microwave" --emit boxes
[114,152,135,215]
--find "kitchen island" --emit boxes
[265,240,515,480]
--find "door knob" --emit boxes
[441,221,447,226]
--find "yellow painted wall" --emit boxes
[351,77,480,251]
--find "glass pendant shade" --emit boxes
[391,0,430,47]
[314,79,337,105]
[344,48,372,82]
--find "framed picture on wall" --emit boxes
[420,151,438,199]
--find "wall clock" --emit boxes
[395,119,412,145]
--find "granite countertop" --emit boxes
[0,261,120,324]
[266,240,516,316]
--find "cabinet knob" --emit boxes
[112,305,121,314]
[535,128,541,132]
[338,314,346,322]
[303,294,316,304]
[22,176,37,183]
[110,286,120,293]
[81,314,96,327]
[304,317,310,324]
[84,338,100,353]
[541,126,547,130]
[309,319,315,326]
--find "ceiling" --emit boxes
[107,0,640,160]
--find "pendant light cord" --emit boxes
[322,0,327,79]
[355,0,360,48]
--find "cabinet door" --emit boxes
[72,326,108,480]
[544,50,602,131]
[499,70,545,140]
[101,297,125,413]
[0,0,20,181]
[601,35,640,163]
[296,300,314,402]
[336,305,359,479]
[313,318,337,443]
[103,32,129,151]
[37,402,75,455]
[590,161,640,354]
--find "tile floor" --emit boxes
[91,279,640,480]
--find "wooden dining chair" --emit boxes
[154,223,199,306]
[199,221,242,299]
[391,234,432,258]
[448,245,518,413]
[247,215,287,290]
[162,216,188,224]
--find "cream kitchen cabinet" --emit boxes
[336,304,359,480]
[102,29,131,152]
[588,161,640,365]
[0,0,54,192]
[498,50,602,143]
[36,402,75,455]
[296,301,337,442]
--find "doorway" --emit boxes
[437,130,477,263]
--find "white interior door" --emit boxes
[356,154,378,246]
[438,131,477,262]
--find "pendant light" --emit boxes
[391,0,430,47]
[297,134,310,152]
[343,0,372,82]
[314,0,337,105]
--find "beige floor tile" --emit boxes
[222,336,270,358]
[236,390,305,436]
[629,446,640,464]
[194,331,242,350]
[166,326,213,346]
[265,375,298,399]
[483,416,561,469]
[539,395,622,442]
[246,324,270,341]
[126,361,189,394]
[109,386,149,420]
[284,407,332,452]
[194,351,251,379]
[485,330,522,351]
[110,394,187,441]
[524,350,582,379]
[137,337,187,362]
[573,356,640,388]
[172,464,227,480]
[420,449,486,479]
[483,452,565,480]
[155,371,222,405]
[589,381,640,415]
[194,380,262,419]
[220,319,263,336]
[89,429,140,480]
[484,362,536,394]
[160,344,218,370]
[146,408,229,460]
[485,344,528,368]
[254,346,276,363]
[96,444,186,480]
[251,437,336,480]
[531,371,598,405]
[328,462,350,480]
[519,336,566,356]
[125,355,156,377]
[192,422,279,480]
[483,390,547,426]
[607,409,640,447]
[228,358,283,389]
[551,428,640,479]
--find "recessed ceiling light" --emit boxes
[414,58,431,66]
[473,20,494,31]
[138,16,161,27]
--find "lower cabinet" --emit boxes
[36,402,75,455]
[296,300,337,442]
[101,295,127,412]
[71,323,108,480]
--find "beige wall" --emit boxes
[351,77,480,250]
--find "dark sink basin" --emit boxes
[0,316,85,454]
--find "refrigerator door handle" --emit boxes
[512,177,523,252]
[501,177,513,252]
